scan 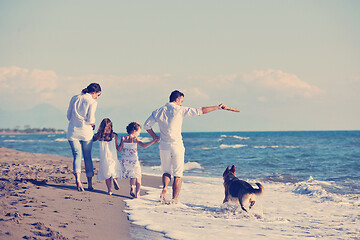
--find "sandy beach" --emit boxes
[0,147,161,240]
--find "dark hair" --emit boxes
[169,90,184,102]
[82,83,101,94]
[126,122,141,134]
[94,118,114,141]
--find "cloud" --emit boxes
[242,69,323,98]
[0,66,324,113]
[0,66,58,93]
[0,66,58,109]
[187,74,238,88]
[182,87,210,100]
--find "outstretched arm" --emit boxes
[136,137,160,149]
[202,104,229,114]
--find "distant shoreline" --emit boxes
[0,130,65,135]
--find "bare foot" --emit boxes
[130,187,136,198]
[170,199,178,205]
[160,189,167,202]
[76,181,84,192]
[113,179,120,190]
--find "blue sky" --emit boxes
[0,0,359,131]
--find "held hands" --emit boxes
[153,136,161,143]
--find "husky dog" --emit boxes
[223,165,264,212]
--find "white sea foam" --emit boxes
[219,144,247,149]
[183,161,203,171]
[125,174,360,240]
[147,162,203,173]
[292,176,355,203]
[201,147,218,150]
[138,137,152,142]
[253,145,279,149]
[220,135,250,140]
[232,136,250,140]
[54,138,68,142]
[3,139,46,143]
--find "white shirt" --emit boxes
[66,93,98,141]
[144,102,203,150]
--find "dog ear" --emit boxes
[230,165,236,173]
[223,166,229,177]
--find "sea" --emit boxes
[1,131,359,240]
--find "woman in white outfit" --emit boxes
[67,83,101,191]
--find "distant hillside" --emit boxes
[0,128,65,135]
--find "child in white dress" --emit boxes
[118,122,159,198]
[93,118,122,195]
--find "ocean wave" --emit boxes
[201,147,218,150]
[253,145,279,149]
[125,175,360,240]
[184,161,203,171]
[219,144,247,149]
[260,173,299,183]
[138,137,152,142]
[220,135,250,140]
[3,139,47,143]
[253,145,299,149]
[54,138,68,142]
[292,176,358,203]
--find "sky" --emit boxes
[0,0,359,132]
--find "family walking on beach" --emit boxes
[67,83,234,202]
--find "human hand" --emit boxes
[219,103,240,112]
[219,103,229,110]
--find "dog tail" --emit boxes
[253,183,264,195]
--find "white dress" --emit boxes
[97,138,123,181]
[121,142,142,179]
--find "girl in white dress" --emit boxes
[118,122,159,198]
[93,118,122,195]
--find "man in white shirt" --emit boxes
[144,90,230,203]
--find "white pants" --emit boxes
[160,147,185,177]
